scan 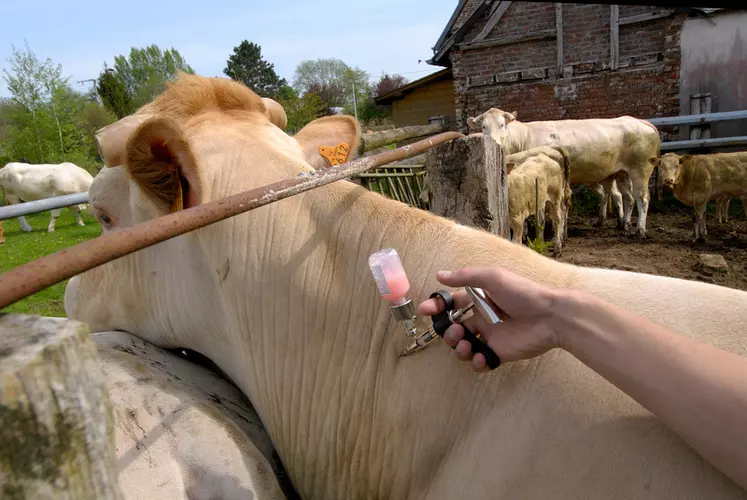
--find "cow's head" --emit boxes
[657,152,682,190]
[466,108,519,152]
[93,73,361,227]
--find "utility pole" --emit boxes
[352,80,358,121]
[78,78,101,105]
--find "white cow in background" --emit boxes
[0,161,94,233]
[468,108,660,237]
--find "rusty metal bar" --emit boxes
[0,131,462,310]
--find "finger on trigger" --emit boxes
[455,339,473,359]
[443,324,464,347]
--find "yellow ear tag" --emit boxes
[319,143,351,168]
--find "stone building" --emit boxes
[379,3,745,147]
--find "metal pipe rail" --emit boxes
[0,192,89,221]
[647,110,747,127]
[0,131,463,310]
[660,136,747,151]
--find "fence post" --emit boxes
[0,314,123,499]
[424,134,509,238]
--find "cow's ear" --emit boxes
[679,154,692,165]
[293,115,361,170]
[96,114,154,167]
[506,161,516,174]
[467,116,478,129]
[261,97,288,130]
[125,117,203,212]
[507,111,518,122]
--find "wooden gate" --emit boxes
[354,164,429,210]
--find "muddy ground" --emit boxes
[540,190,747,292]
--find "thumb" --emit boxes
[437,267,500,290]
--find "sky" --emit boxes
[0,0,457,98]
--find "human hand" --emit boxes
[416,267,561,372]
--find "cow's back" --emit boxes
[703,152,747,197]
[521,116,659,184]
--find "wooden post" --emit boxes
[610,5,620,70]
[425,134,509,238]
[555,3,564,78]
[0,314,122,500]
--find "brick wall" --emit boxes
[449,2,684,140]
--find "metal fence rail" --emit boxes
[0,192,89,221]
[648,110,747,127]
[650,109,747,152]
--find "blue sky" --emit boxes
[0,0,457,98]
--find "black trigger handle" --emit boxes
[429,290,501,370]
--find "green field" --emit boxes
[1,209,101,317]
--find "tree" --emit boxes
[292,58,370,111]
[275,85,327,133]
[223,41,287,99]
[96,64,132,118]
[374,73,408,98]
[109,44,195,111]
[1,42,116,172]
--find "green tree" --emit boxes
[275,85,327,133]
[110,44,195,110]
[293,58,370,111]
[223,41,287,99]
[96,64,133,118]
[1,42,116,172]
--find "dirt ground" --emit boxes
[553,202,747,292]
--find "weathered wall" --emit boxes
[680,11,747,141]
[391,79,456,128]
[450,2,684,138]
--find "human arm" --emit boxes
[417,267,747,491]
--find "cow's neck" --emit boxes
[504,121,531,153]
[209,179,578,499]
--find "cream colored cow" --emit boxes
[67,74,747,500]
[505,146,571,255]
[468,108,660,236]
[658,151,747,241]
[0,161,93,232]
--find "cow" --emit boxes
[89,330,294,500]
[0,220,4,244]
[0,161,94,233]
[658,151,747,241]
[467,108,660,237]
[715,195,747,224]
[66,73,747,500]
[505,146,571,255]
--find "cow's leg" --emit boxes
[592,183,607,226]
[549,201,564,257]
[6,197,33,232]
[614,172,635,233]
[608,180,624,229]
[72,206,85,226]
[626,169,653,238]
[693,203,708,243]
[510,215,526,245]
[17,215,33,232]
[48,208,61,233]
[0,220,5,245]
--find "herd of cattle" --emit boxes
[3,108,747,258]
[3,73,747,499]
[468,107,747,255]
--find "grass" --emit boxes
[1,209,101,317]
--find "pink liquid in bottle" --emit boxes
[368,248,411,305]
